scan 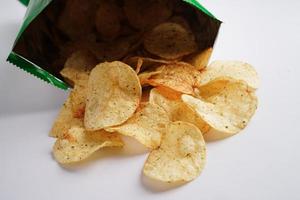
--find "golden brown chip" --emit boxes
[70,82,88,119]
[49,96,83,138]
[53,126,123,164]
[84,61,142,130]
[143,22,198,59]
[150,89,210,134]
[106,103,169,149]
[143,62,201,95]
[95,1,121,40]
[155,86,182,100]
[60,50,98,86]
[124,0,172,30]
[200,61,260,89]
[182,79,258,141]
[168,16,190,30]
[143,121,206,183]
[138,71,162,85]
[185,48,213,70]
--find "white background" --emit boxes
[1,0,300,199]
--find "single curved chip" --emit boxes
[200,61,260,89]
[53,126,123,164]
[60,50,98,86]
[95,1,121,40]
[84,61,142,130]
[49,96,83,138]
[182,80,258,141]
[58,0,96,39]
[144,22,198,59]
[185,48,213,70]
[168,16,191,30]
[150,89,210,134]
[143,121,206,183]
[144,62,201,95]
[106,103,169,149]
[124,0,172,30]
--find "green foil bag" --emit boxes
[7,0,221,90]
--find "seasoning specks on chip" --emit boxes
[106,103,169,149]
[143,121,206,183]
[182,79,258,140]
[47,0,258,185]
[53,126,123,164]
[144,22,198,59]
[200,61,260,89]
[84,61,142,131]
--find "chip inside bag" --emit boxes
[9,0,261,186]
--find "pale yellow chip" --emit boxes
[49,96,83,138]
[53,126,123,164]
[124,0,172,30]
[60,50,98,86]
[143,121,206,183]
[185,48,213,70]
[106,103,169,149]
[182,79,258,141]
[95,1,121,40]
[144,22,198,59]
[84,61,142,130]
[144,62,201,95]
[150,89,210,134]
[200,61,260,89]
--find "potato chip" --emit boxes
[95,1,121,40]
[53,126,123,164]
[89,35,140,62]
[106,103,169,149]
[58,0,96,39]
[124,0,172,30]
[84,61,142,130]
[144,62,201,95]
[124,56,173,72]
[143,22,198,59]
[60,50,98,86]
[155,86,182,101]
[138,71,162,85]
[168,16,190,30]
[135,57,143,74]
[150,89,210,134]
[70,82,87,119]
[143,121,206,182]
[182,80,258,140]
[200,61,260,89]
[185,48,213,70]
[49,96,83,138]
